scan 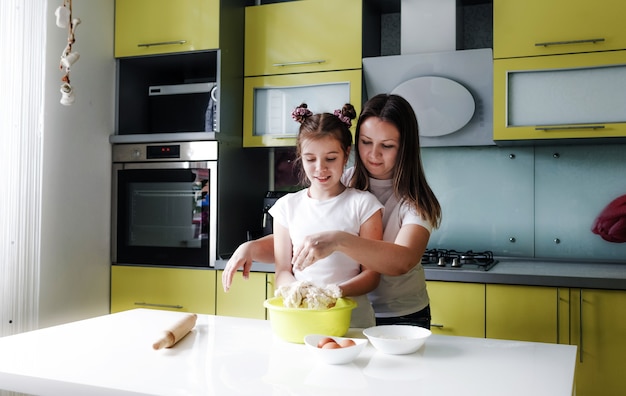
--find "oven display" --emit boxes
[146,144,180,159]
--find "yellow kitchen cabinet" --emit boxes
[493,50,626,143]
[243,69,362,147]
[266,273,275,306]
[569,288,626,396]
[216,271,272,320]
[486,284,559,343]
[244,0,362,77]
[493,0,626,59]
[426,281,485,337]
[111,266,216,315]
[114,0,219,58]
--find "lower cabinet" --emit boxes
[483,284,626,395]
[485,284,560,343]
[215,271,272,320]
[110,266,216,315]
[570,288,626,396]
[426,281,485,337]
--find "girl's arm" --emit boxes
[336,209,383,296]
[221,235,275,292]
[273,222,297,287]
[292,223,430,277]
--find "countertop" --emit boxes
[0,308,576,396]
[215,257,626,290]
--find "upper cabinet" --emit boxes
[243,0,366,147]
[114,0,220,58]
[244,0,362,77]
[493,50,626,143]
[493,0,626,59]
[493,0,626,144]
[243,69,362,147]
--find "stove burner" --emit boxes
[421,249,498,271]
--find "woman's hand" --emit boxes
[292,231,343,271]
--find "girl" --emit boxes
[270,103,383,328]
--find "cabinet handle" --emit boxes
[430,323,444,328]
[272,60,326,67]
[535,38,605,47]
[137,40,187,48]
[134,302,184,309]
[535,125,605,131]
[579,290,584,363]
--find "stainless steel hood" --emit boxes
[362,48,494,147]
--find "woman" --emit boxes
[222,94,441,328]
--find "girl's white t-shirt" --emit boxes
[269,187,383,327]
[343,167,433,318]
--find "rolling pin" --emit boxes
[152,313,197,350]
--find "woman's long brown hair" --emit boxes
[350,94,442,228]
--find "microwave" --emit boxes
[148,82,218,134]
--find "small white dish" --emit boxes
[304,334,368,365]
[363,325,431,355]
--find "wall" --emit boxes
[39,0,115,328]
[422,145,626,262]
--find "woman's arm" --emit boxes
[335,209,382,296]
[221,234,275,292]
[292,223,430,276]
[273,222,297,288]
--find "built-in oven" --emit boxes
[112,141,217,268]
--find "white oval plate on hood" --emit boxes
[391,76,475,137]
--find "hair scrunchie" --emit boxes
[291,104,313,123]
[333,109,352,128]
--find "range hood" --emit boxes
[362,48,494,147]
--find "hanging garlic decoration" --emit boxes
[56,0,80,106]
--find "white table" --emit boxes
[0,309,576,396]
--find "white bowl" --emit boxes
[363,325,431,355]
[304,334,368,365]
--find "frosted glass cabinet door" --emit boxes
[494,50,626,143]
[243,70,362,147]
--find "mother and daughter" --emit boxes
[222,94,442,329]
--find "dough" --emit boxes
[275,281,342,309]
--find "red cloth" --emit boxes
[592,194,626,243]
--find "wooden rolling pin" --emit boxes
[152,313,197,350]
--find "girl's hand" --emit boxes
[292,231,341,271]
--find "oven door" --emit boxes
[112,161,217,267]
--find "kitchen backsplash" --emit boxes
[422,144,626,262]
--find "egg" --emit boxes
[317,337,336,348]
[338,339,356,348]
[321,341,342,349]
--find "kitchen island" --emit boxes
[0,308,576,395]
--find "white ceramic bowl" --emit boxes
[363,325,432,355]
[304,334,368,365]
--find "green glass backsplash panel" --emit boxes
[535,145,626,261]
[421,146,535,256]
[421,144,626,262]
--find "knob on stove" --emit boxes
[451,258,462,267]
[437,257,446,267]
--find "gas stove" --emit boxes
[421,249,498,271]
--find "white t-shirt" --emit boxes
[269,187,384,328]
[342,167,432,318]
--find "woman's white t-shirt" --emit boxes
[342,167,433,318]
[269,187,383,327]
